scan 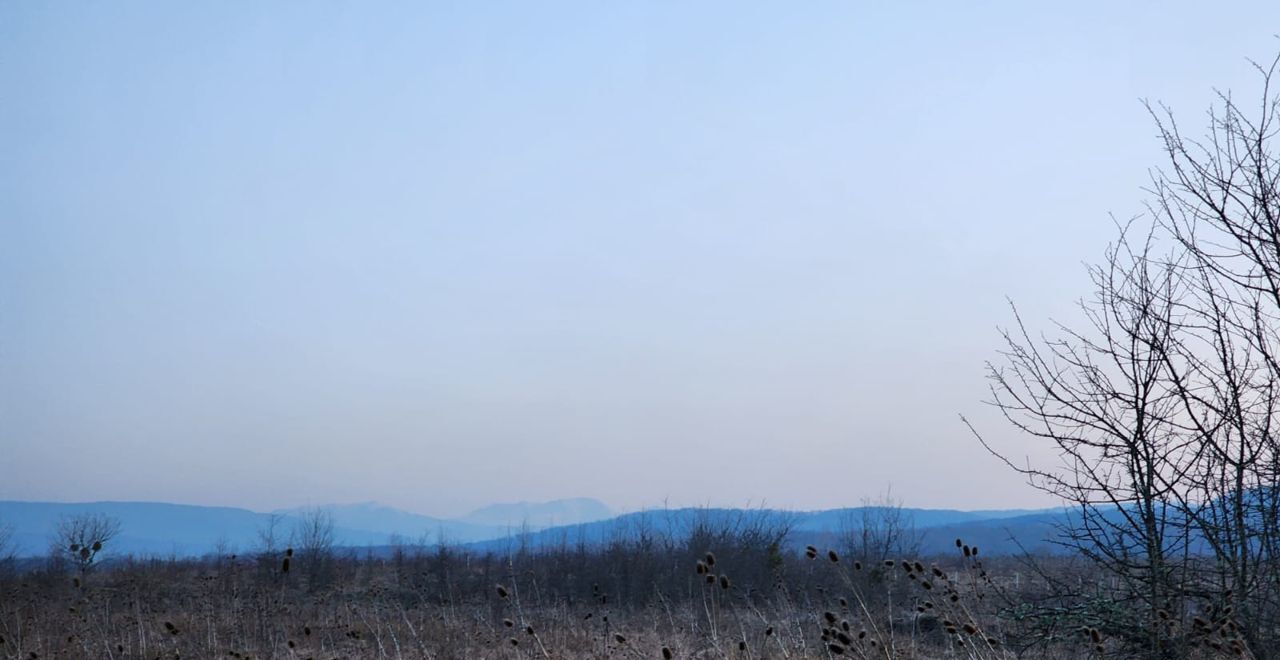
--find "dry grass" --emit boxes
[0,538,1257,659]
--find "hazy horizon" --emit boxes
[0,494,1061,521]
[6,2,1280,518]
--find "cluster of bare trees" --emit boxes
[974,56,1280,658]
[248,507,337,589]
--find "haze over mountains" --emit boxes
[0,498,1070,559]
[0,498,613,557]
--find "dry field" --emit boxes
[0,535,1252,660]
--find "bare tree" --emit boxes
[0,520,15,574]
[52,512,122,574]
[969,55,1280,659]
[293,507,336,559]
[1143,58,1280,653]
[0,521,12,557]
[840,487,921,565]
[254,512,284,556]
[292,507,336,587]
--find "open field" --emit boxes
[0,528,1256,660]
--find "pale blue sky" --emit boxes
[3,2,1280,516]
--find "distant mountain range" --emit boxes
[460,506,1070,556]
[0,499,1071,559]
[0,498,614,557]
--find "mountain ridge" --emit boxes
[0,499,1064,558]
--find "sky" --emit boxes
[4,2,1280,518]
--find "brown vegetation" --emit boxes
[0,524,1129,660]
